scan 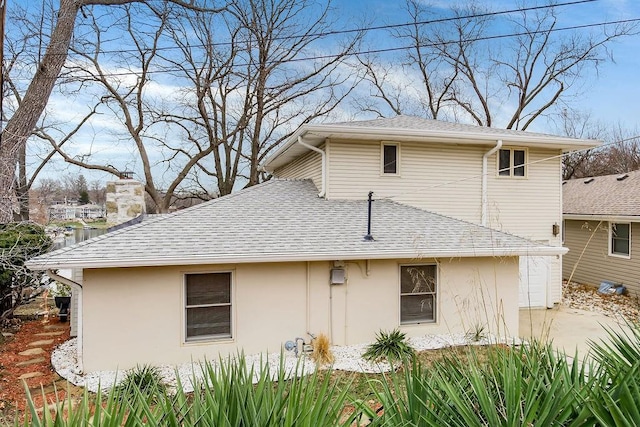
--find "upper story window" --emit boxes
[400,265,437,324]
[498,148,526,177]
[185,272,232,341]
[609,222,631,258]
[382,143,399,175]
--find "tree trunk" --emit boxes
[0,0,79,223]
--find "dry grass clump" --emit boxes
[311,333,334,365]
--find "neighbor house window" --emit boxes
[400,265,437,324]
[382,143,399,174]
[609,222,631,257]
[185,272,232,341]
[498,148,526,177]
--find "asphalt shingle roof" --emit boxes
[331,115,560,138]
[563,170,640,218]
[28,180,562,270]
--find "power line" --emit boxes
[8,15,638,82]
[6,0,599,57]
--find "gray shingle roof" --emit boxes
[563,170,640,218]
[28,179,563,270]
[331,115,559,138]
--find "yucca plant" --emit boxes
[362,329,415,364]
[581,321,640,426]
[364,341,596,426]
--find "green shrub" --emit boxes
[362,328,415,363]
[116,364,165,403]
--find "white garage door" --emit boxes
[519,256,550,308]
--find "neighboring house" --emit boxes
[26,116,597,373]
[563,170,640,296]
[49,203,105,220]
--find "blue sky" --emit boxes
[8,0,640,187]
[332,0,640,131]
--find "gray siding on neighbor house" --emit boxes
[563,220,640,296]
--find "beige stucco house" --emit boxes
[27,116,597,373]
[563,170,640,296]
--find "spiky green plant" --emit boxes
[10,354,357,427]
[363,341,596,426]
[116,364,165,404]
[362,329,415,364]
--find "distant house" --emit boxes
[49,203,105,220]
[563,170,640,296]
[27,116,597,373]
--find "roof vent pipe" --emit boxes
[482,140,502,226]
[297,136,326,198]
[364,191,374,241]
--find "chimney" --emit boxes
[105,173,146,227]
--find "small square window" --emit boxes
[382,144,398,174]
[498,148,527,177]
[400,265,436,324]
[610,223,631,257]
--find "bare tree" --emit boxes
[359,1,637,130]
[0,0,223,223]
[557,110,640,180]
[47,0,360,211]
[160,0,361,196]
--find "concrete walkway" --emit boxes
[519,306,631,358]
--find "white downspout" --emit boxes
[482,140,503,227]
[297,136,326,198]
[47,269,84,374]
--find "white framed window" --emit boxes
[400,264,437,324]
[381,142,400,175]
[609,222,631,258]
[498,148,527,177]
[185,272,232,341]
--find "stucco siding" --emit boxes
[326,139,483,223]
[82,257,519,371]
[274,149,322,191]
[563,220,640,296]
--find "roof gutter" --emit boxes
[30,245,567,270]
[46,270,84,374]
[482,140,502,226]
[297,135,326,197]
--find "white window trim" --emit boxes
[608,222,631,259]
[183,270,235,344]
[380,141,401,176]
[399,263,438,325]
[497,147,528,179]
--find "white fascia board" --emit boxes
[26,246,566,270]
[564,214,640,223]
[264,125,600,170]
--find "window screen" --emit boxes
[383,144,398,174]
[400,265,436,324]
[185,272,232,340]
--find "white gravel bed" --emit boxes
[52,332,518,394]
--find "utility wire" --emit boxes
[8,0,599,57]
[8,16,638,82]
